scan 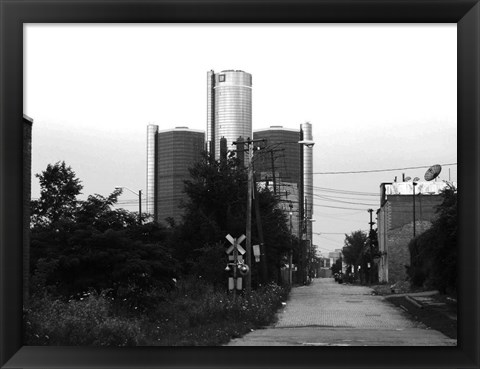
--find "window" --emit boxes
[219,74,225,82]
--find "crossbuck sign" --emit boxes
[225,234,246,255]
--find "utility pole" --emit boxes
[245,140,253,293]
[253,172,268,284]
[232,137,265,294]
[412,181,417,238]
[270,150,277,195]
[233,238,238,301]
[367,209,375,285]
[289,203,293,286]
[138,190,142,225]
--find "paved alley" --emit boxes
[227,278,457,346]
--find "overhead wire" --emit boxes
[312,163,457,175]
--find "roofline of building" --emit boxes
[254,126,299,133]
[157,127,205,134]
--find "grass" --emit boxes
[24,278,290,346]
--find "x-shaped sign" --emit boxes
[225,234,246,255]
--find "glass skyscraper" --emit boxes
[207,70,252,160]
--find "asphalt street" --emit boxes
[227,278,457,346]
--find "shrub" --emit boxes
[145,278,290,345]
[24,292,146,346]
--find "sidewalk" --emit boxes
[226,278,457,346]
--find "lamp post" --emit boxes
[115,186,143,224]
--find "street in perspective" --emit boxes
[228,278,457,346]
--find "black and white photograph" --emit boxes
[21,23,458,347]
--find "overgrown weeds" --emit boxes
[24,278,290,346]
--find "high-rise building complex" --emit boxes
[207,70,252,160]
[146,125,205,224]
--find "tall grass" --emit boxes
[24,279,290,346]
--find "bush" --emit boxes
[144,277,290,345]
[24,292,146,346]
[407,186,457,294]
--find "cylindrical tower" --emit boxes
[301,122,314,243]
[207,70,252,160]
[146,124,158,216]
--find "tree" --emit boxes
[408,184,457,294]
[331,257,343,275]
[175,152,293,287]
[30,162,178,310]
[342,230,368,282]
[31,161,83,227]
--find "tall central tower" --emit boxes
[207,70,252,159]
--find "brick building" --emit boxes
[376,181,452,283]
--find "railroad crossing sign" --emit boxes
[225,234,246,255]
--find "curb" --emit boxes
[384,290,439,299]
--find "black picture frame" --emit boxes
[1,1,478,368]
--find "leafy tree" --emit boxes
[331,257,343,275]
[175,152,293,287]
[31,161,83,227]
[408,184,457,294]
[30,162,178,311]
[342,230,368,281]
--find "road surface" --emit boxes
[227,278,456,346]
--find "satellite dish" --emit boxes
[413,177,420,182]
[404,176,412,181]
[424,164,442,181]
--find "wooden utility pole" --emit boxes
[367,209,375,285]
[232,137,265,293]
[289,203,294,286]
[270,150,277,195]
[245,139,254,293]
[233,238,238,300]
[253,172,268,283]
[138,190,142,224]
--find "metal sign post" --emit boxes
[225,234,247,300]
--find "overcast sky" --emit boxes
[24,24,457,253]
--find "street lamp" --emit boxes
[412,180,418,238]
[115,186,143,224]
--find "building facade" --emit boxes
[253,126,302,237]
[207,70,252,160]
[377,181,455,283]
[146,124,158,216]
[146,126,205,224]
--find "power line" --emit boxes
[313,194,378,206]
[312,163,457,175]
